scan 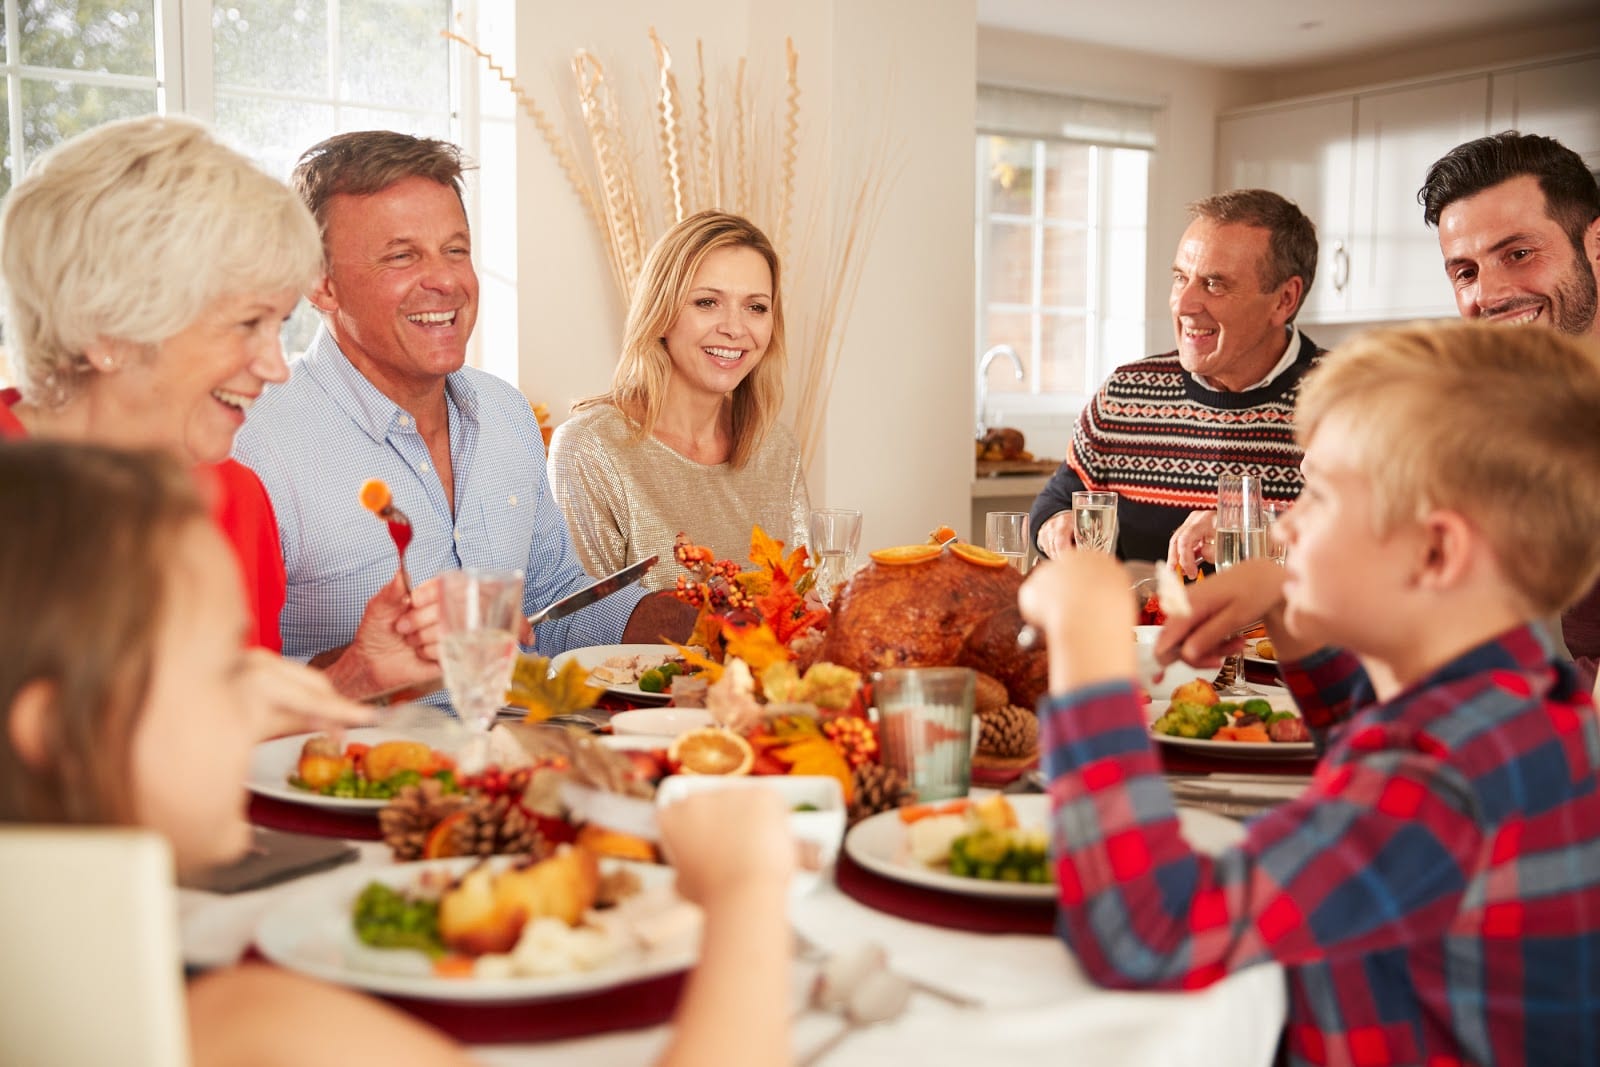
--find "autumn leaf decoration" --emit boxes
[754,712,854,801]
[670,526,829,669]
[504,653,604,722]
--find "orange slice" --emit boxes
[422,810,469,859]
[949,543,1009,568]
[927,524,958,545]
[669,728,754,776]
[869,544,941,566]
[359,478,391,514]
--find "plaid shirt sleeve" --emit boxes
[1041,630,1600,1065]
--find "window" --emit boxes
[1,0,516,376]
[975,85,1153,424]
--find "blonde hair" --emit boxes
[0,442,204,826]
[1,115,322,406]
[1296,321,1600,613]
[574,211,787,469]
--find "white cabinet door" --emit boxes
[1216,98,1356,322]
[1490,54,1600,171]
[1348,75,1491,320]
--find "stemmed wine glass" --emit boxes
[437,568,525,770]
[1213,474,1265,697]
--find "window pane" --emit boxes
[982,136,1033,218]
[1038,314,1090,393]
[339,106,452,141]
[982,313,1033,398]
[475,4,517,121]
[18,1,157,77]
[213,92,335,179]
[984,219,1033,306]
[340,0,451,111]
[476,119,517,280]
[1041,142,1090,224]
[1041,223,1089,310]
[1,82,10,200]
[20,78,157,170]
[212,1,328,94]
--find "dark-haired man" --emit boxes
[1421,130,1600,688]
[235,132,692,705]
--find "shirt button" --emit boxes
[454,529,462,542]
[398,415,411,427]
[419,461,430,472]
[508,494,518,507]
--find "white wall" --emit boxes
[515,1,977,550]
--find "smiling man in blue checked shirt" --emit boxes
[234,131,693,703]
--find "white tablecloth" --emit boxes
[180,839,1286,1067]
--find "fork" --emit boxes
[377,502,414,595]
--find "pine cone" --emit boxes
[848,763,914,825]
[976,704,1038,759]
[379,779,466,861]
[450,791,549,858]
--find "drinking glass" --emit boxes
[1071,490,1119,555]
[984,511,1031,573]
[1263,501,1290,566]
[437,569,525,764]
[1214,474,1264,696]
[875,667,976,802]
[809,508,862,606]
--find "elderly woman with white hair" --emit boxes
[0,114,437,704]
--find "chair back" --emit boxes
[0,826,189,1067]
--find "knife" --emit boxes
[525,554,658,629]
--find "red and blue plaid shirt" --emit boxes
[1040,623,1600,1066]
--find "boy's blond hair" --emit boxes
[1296,321,1600,614]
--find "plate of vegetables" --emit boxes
[547,644,701,702]
[247,728,463,812]
[1146,686,1315,759]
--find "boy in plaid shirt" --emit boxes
[1018,321,1600,1066]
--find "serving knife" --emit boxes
[525,554,658,629]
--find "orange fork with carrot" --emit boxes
[359,479,413,594]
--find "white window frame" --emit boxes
[2,0,513,377]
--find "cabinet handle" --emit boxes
[1332,240,1349,293]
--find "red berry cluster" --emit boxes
[672,534,752,612]
[458,764,533,803]
[824,717,879,768]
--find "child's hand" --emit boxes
[658,788,795,907]
[245,650,376,740]
[1155,558,1288,670]
[1018,553,1139,693]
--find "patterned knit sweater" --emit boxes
[1029,331,1324,563]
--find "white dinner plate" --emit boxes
[255,856,695,1003]
[246,727,467,813]
[548,643,689,702]
[844,795,1244,901]
[1243,638,1280,671]
[1145,694,1316,760]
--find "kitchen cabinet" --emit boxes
[1218,50,1600,326]
[1218,77,1488,323]
[1490,54,1600,170]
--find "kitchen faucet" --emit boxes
[976,343,1024,438]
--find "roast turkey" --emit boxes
[811,548,1048,707]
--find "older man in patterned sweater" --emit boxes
[1030,189,1323,565]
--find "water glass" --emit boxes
[1214,474,1264,696]
[809,507,862,605]
[437,568,525,737]
[1263,501,1290,566]
[1071,490,1119,555]
[984,511,1031,573]
[875,667,976,802]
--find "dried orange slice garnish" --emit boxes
[422,810,470,859]
[359,478,391,514]
[949,543,1009,568]
[669,728,754,776]
[927,524,958,544]
[869,544,942,566]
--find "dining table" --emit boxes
[190,663,1308,1067]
